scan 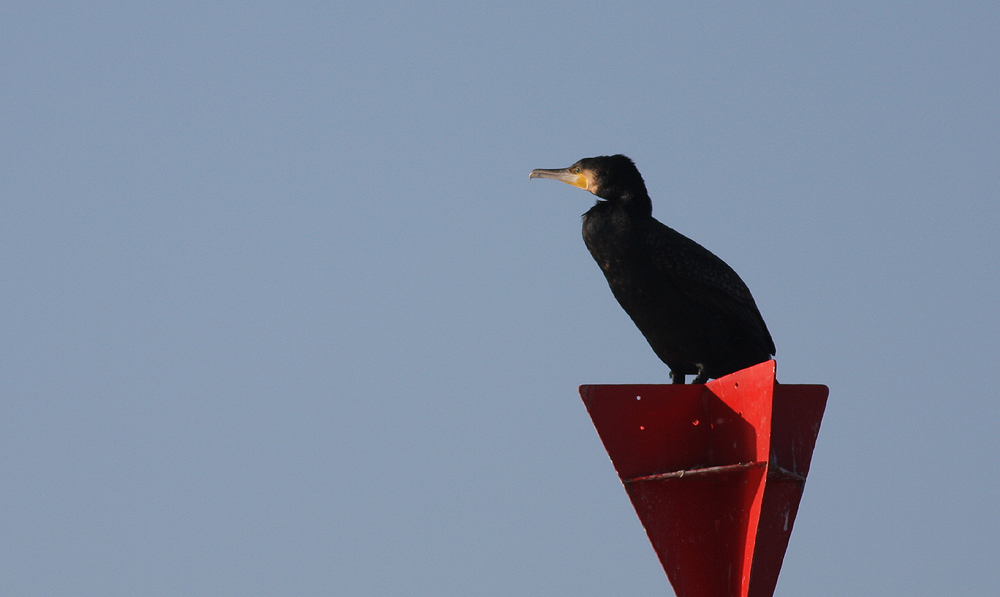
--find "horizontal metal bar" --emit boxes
[624,461,767,485]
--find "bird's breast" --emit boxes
[582,213,651,295]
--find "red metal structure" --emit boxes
[580,361,827,597]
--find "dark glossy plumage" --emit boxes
[530,154,774,383]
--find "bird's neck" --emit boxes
[600,191,652,217]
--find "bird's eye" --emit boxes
[573,167,581,174]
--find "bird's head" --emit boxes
[529,155,649,205]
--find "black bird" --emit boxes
[530,155,775,384]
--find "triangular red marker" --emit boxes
[580,361,827,597]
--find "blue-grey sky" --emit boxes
[2,2,998,595]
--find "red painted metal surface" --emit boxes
[580,361,827,597]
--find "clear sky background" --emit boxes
[2,2,998,596]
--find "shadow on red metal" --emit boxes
[580,361,827,597]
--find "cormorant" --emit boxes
[529,155,775,384]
